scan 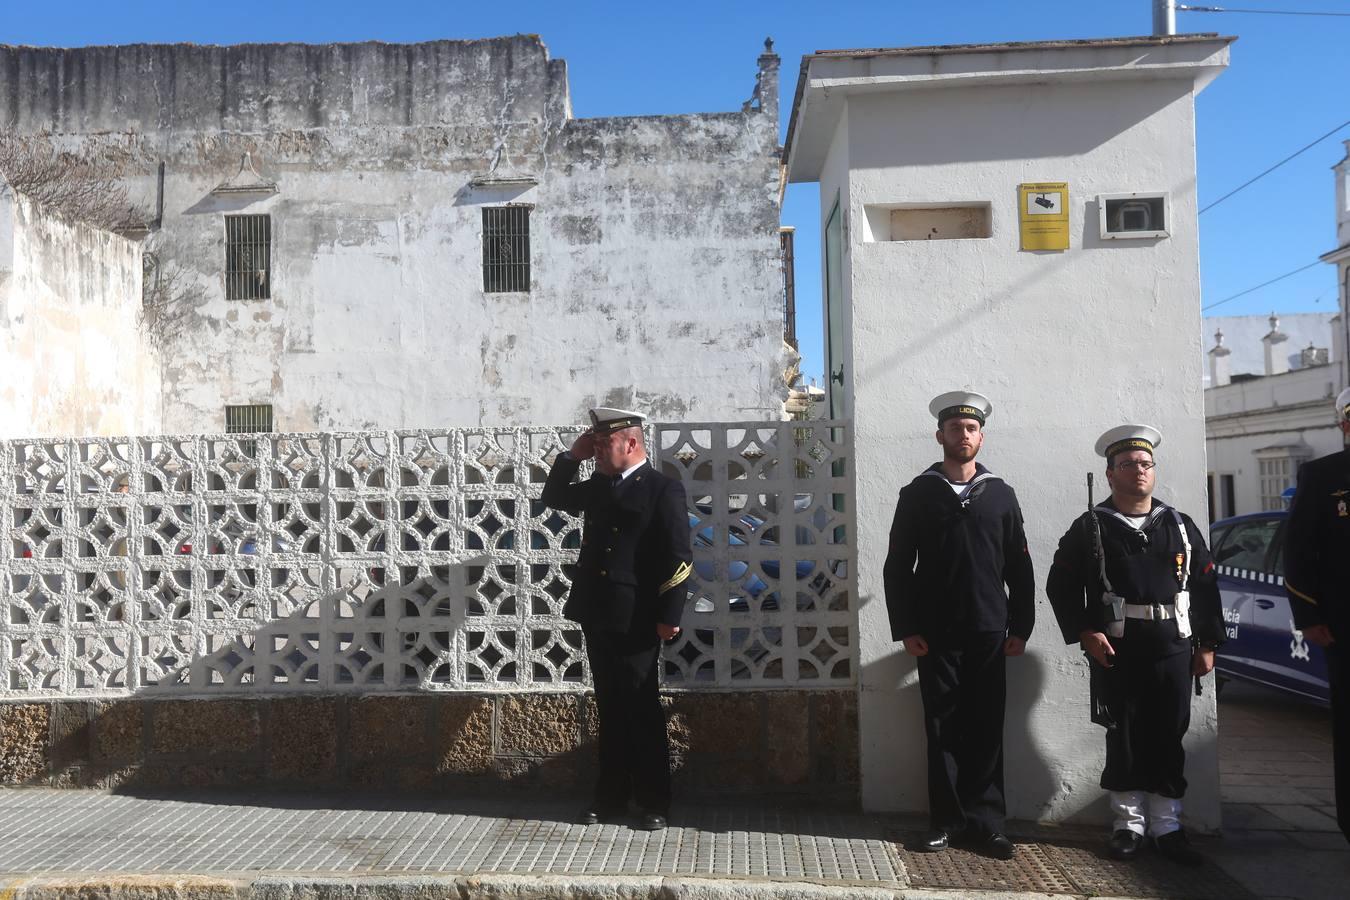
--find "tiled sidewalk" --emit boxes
[0,791,901,886]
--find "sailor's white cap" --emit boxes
[1095,424,1163,460]
[928,391,992,426]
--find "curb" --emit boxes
[1,875,916,900]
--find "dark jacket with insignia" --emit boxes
[883,463,1036,642]
[1045,498,1224,657]
[1285,449,1350,637]
[542,451,693,635]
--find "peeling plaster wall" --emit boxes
[0,188,161,438]
[0,38,784,433]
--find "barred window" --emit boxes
[482,206,530,293]
[225,214,272,300]
[1255,447,1309,512]
[225,404,273,434]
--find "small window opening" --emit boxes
[483,206,531,292]
[225,214,272,300]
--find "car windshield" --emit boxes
[1214,517,1281,572]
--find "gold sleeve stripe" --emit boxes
[659,561,693,594]
[1286,580,1319,606]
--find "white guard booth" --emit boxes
[784,33,1234,829]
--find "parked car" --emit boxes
[686,510,834,613]
[1210,510,1329,704]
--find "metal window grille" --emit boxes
[482,206,531,293]
[225,215,272,300]
[225,405,274,434]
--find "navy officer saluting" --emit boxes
[883,391,1035,861]
[1045,425,1223,865]
[541,406,692,831]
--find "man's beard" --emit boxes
[943,441,979,463]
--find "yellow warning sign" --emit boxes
[1018,183,1069,251]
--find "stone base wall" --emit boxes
[0,691,859,805]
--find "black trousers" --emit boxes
[1327,643,1350,844]
[916,630,1007,837]
[584,628,671,814]
[1099,647,1191,798]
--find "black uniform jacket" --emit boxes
[1285,449,1350,636]
[1045,498,1224,656]
[883,463,1036,642]
[541,451,693,635]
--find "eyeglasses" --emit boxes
[1113,460,1156,472]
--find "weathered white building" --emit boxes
[785,34,1233,828]
[0,37,789,435]
[1202,141,1350,518]
[0,183,160,437]
[1203,314,1340,519]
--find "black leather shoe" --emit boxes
[637,812,667,831]
[577,808,602,825]
[982,833,1015,860]
[920,830,950,852]
[1154,829,1203,866]
[1107,829,1144,860]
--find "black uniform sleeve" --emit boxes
[655,478,694,628]
[882,488,922,641]
[1002,489,1036,642]
[1045,515,1094,645]
[1183,514,1224,647]
[540,451,590,514]
[1284,461,1326,631]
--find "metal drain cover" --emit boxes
[890,831,1257,899]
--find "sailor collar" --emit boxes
[1093,498,1169,534]
[920,463,1001,507]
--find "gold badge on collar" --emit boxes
[1340,499,1348,518]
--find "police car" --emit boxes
[1210,510,1330,704]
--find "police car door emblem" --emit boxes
[1289,619,1311,662]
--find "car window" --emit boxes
[1269,520,1287,577]
[1213,518,1281,573]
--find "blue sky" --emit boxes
[6,0,1347,385]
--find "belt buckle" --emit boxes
[1153,602,1164,621]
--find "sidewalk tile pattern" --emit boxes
[0,790,900,885]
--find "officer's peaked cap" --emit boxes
[1095,424,1163,461]
[929,391,992,426]
[589,406,645,435]
[1336,387,1350,423]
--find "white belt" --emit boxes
[1123,603,1175,621]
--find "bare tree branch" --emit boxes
[0,131,143,230]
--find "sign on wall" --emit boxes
[1018,183,1069,251]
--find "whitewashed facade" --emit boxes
[0,37,789,435]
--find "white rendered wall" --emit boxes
[1205,366,1344,516]
[0,189,161,439]
[842,77,1221,828]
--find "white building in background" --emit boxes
[0,37,791,437]
[785,34,1232,828]
[1202,140,1350,520]
[0,183,160,438]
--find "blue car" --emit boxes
[686,511,828,613]
[1210,510,1330,704]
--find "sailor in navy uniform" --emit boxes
[883,391,1036,861]
[1045,426,1223,865]
[541,406,692,831]
[1284,386,1350,845]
